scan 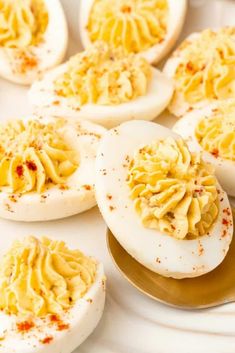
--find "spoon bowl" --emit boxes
[107,227,235,309]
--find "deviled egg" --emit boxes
[28,42,174,128]
[0,116,106,221]
[95,120,233,279]
[0,0,68,85]
[79,0,187,64]
[164,27,235,117]
[0,236,106,353]
[173,100,235,197]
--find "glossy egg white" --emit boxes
[95,120,233,279]
[0,117,106,221]
[28,63,174,129]
[0,0,68,85]
[79,0,187,65]
[173,103,235,197]
[0,258,105,353]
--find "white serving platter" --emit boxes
[0,1,235,352]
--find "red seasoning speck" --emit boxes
[41,336,53,345]
[223,208,231,216]
[222,230,227,238]
[17,320,34,332]
[49,314,70,331]
[26,160,37,171]
[211,148,219,158]
[198,242,204,256]
[16,165,24,177]
[121,5,132,13]
[222,218,229,226]
[49,314,60,323]
[57,323,70,331]
[83,185,91,191]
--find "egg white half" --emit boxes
[0,117,106,221]
[0,0,68,85]
[0,262,105,353]
[173,103,235,197]
[95,120,233,279]
[28,64,174,129]
[79,0,187,65]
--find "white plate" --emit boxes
[0,1,235,352]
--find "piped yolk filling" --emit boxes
[195,105,235,162]
[0,236,97,317]
[171,28,235,108]
[54,42,152,106]
[0,0,48,48]
[87,0,168,54]
[127,137,219,239]
[0,119,79,194]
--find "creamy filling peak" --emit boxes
[54,42,152,106]
[87,0,168,54]
[0,119,79,194]
[127,137,219,239]
[0,236,97,317]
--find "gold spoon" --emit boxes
[107,225,235,309]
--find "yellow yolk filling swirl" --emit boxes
[54,42,152,106]
[195,104,235,162]
[0,119,79,194]
[87,0,168,54]
[127,137,219,239]
[0,236,97,317]
[0,0,48,48]
[170,28,235,111]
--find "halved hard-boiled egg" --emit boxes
[79,0,187,64]
[0,116,106,221]
[28,42,174,128]
[0,0,68,85]
[95,120,233,279]
[173,100,235,197]
[164,27,235,117]
[0,236,106,353]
